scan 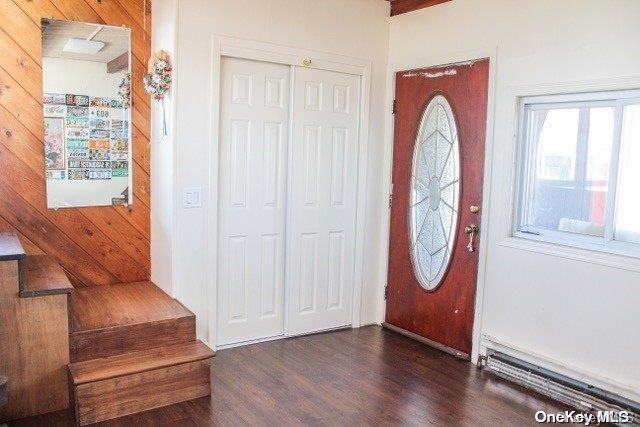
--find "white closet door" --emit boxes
[217,57,290,345]
[287,67,361,335]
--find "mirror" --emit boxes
[41,19,133,208]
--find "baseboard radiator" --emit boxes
[484,351,640,424]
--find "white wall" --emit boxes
[152,0,639,402]
[150,0,177,297]
[388,0,640,400]
[166,0,390,340]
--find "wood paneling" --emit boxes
[389,0,452,16]
[0,0,152,286]
[0,261,70,421]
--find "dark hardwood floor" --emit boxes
[11,326,569,426]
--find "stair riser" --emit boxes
[73,359,211,426]
[70,316,195,362]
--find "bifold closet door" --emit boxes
[217,57,290,346]
[287,67,361,335]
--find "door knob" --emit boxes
[464,224,479,252]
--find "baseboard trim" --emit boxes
[383,322,469,360]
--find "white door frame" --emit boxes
[208,36,372,350]
[380,47,498,363]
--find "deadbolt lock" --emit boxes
[470,205,480,213]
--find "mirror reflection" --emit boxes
[42,19,132,208]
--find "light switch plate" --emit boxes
[183,187,202,208]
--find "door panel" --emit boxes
[385,60,489,356]
[217,57,290,345]
[288,67,360,335]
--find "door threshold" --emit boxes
[383,322,469,360]
[216,333,286,350]
[217,325,353,349]
[286,324,352,338]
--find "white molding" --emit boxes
[207,35,371,349]
[480,335,640,403]
[206,36,222,350]
[379,46,498,365]
[500,236,640,274]
[352,61,373,328]
[216,36,368,75]
[472,49,498,366]
[507,75,640,99]
[170,0,179,300]
[150,0,180,299]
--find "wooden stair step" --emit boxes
[69,281,192,332]
[0,232,26,262]
[69,281,196,362]
[69,341,214,385]
[19,255,73,298]
[68,341,214,425]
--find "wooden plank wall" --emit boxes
[389,0,452,16]
[0,0,152,287]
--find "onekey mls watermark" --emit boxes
[535,410,634,425]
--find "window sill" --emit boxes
[499,235,640,274]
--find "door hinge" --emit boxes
[392,99,396,115]
[384,285,388,300]
[388,193,393,209]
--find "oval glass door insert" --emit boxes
[409,95,460,291]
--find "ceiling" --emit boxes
[42,19,130,64]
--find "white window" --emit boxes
[515,90,640,257]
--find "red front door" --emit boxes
[385,59,489,357]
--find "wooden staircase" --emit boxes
[68,281,214,425]
[0,233,73,422]
[0,233,214,425]
[69,281,197,362]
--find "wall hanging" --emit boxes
[118,73,131,109]
[143,50,172,136]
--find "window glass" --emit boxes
[409,95,459,291]
[615,104,640,244]
[584,107,615,229]
[526,107,613,237]
[586,107,614,182]
[535,109,579,181]
[518,92,640,256]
